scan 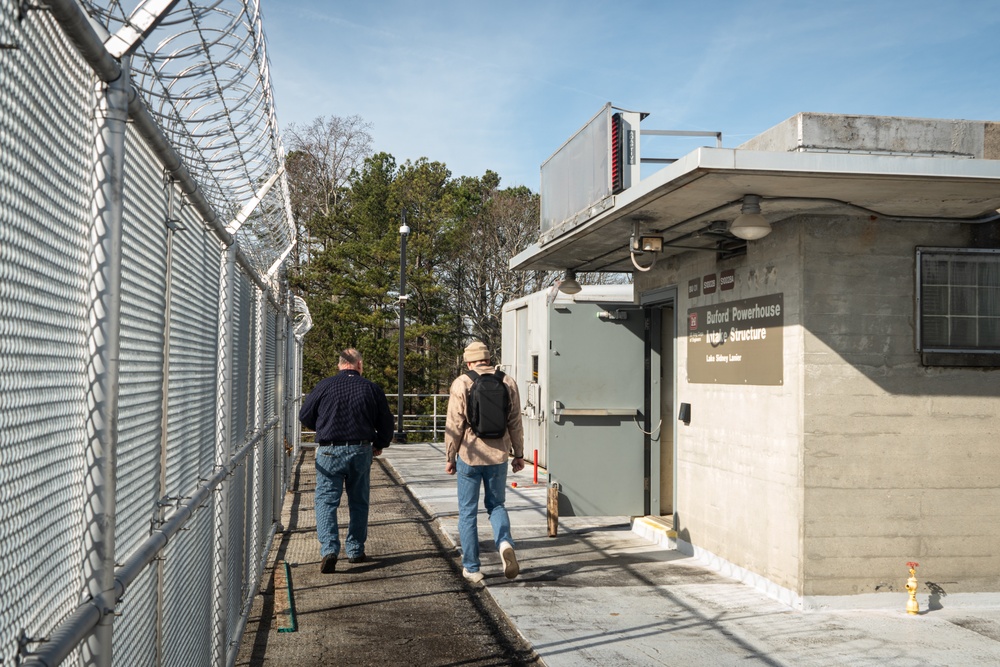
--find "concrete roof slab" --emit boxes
[513,147,1000,273]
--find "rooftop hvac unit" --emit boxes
[539,104,644,235]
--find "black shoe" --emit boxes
[321,554,337,573]
[347,554,367,564]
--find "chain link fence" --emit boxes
[0,1,308,665]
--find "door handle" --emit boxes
[552,401,639,423]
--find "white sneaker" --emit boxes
[499,541,519,580]
[462,568,484,583]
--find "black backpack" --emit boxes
[465,369,510,439]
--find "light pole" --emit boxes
[394,214,409,443]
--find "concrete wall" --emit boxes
[739,112,1000,159]
[635,223,806,594]
[637,212,1000,601]
[800,216,1000,597]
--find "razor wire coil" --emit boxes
[82,0,294,277]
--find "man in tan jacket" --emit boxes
[445,341,525,583]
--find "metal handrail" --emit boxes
[300,393,449,442]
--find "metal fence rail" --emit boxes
[388,394,450,441]
[0,2,307,666]
[300,394,450,444]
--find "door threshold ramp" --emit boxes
[631,516,677,549]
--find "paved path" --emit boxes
[240,442,1000,666]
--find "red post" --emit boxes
[533,449,538,485]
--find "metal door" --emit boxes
[547,301,654,516]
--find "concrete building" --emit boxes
[508,109,1000,609]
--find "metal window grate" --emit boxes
[918,248,1000,353]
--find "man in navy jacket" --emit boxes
[299,348,394,573]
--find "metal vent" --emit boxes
[611,112,624,194]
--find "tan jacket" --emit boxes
[445,364,524,466]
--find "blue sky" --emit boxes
[264,1,1000,192]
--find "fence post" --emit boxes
[81,56,130,667]
[155,177,180,665]
[253,288,266,577]
[276,296,290,520]
[211,244,236,667]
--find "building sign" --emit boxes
[703,273,717,295]
[720,268,735,291]
[687,293,783,385]
[688,278,701,298]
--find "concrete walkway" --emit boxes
[385,441,1000,666]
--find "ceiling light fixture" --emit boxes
[729,194,772,240]
[558,269,582,294]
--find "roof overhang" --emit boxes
[511,147,1000,273]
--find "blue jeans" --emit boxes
[314,444,373,558]
[456,457,514,573]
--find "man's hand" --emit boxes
[373,448,383,457]
[511,457,525,473]
[445,461,456,475]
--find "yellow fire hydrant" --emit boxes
[905,561,920,615]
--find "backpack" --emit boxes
[465,369,510,439]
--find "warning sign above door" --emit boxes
[687,293,783,385]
